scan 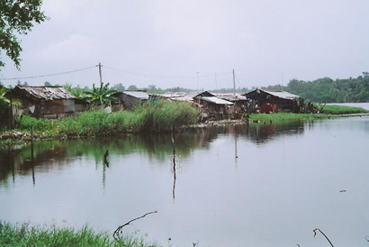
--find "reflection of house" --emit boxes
[244,88,302,112]
[5,85,86,119]
[112,91,150,111]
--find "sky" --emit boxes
[1,0,369,90]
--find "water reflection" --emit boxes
[0,121,308,188]
[2,117,369,247]
[171,129,177,202]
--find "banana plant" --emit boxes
[84,82,118,107]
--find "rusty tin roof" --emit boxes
[6,86,76,101]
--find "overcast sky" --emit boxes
[1,0,368,90]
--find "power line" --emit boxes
[0,65,96,81]
[104,65,232,79]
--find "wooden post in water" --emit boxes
[171,125,177,201]
[31,126,35,185]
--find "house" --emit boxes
[244,88,303,113]
[112,91,150,111]
[211,92,248,117]
[161,91,234,120]
[5,85,86,119]
[195,96,234,120]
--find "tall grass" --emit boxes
[16,100,199,137]
[249,112,329,121]
[319,104,368,114]
[0,222,159,247]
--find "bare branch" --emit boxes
[113,211,158,241]
[313,228,334,247]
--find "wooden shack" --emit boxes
[5,85,86,119]
[112,91,150,111]
[211,92,248,116]
[244,89,303,112]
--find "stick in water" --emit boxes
[113,211,158,241]
[313,228,334,247]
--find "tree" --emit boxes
[111,83,125,92]
[64,84,87,101]
[0,0,47,69]
[127,85,138,91]
[44,81,52,86]
[85,82,118,107]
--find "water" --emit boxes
[1,115,369,247]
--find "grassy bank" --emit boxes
[0,222,159,247]
[249,112,329,122]
[14,100,199,138]
[319,104,369,114]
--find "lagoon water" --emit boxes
[1,114,369,246]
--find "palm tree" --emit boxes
[85,82,118,107]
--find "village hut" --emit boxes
[244,88,303,113]
[111,91,150,111]
[160,91,234,120]
[5,85,86,119]
[211,92,248,117]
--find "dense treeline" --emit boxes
[264,73,369,103]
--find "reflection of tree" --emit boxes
[0,121,308,185]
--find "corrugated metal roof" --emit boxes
[261,89,300,99]
[160,91,214,102]
[201,96,233,105]
[211,92,247,101]
[10,86,75,100]
[124,91,149,99]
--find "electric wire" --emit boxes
[0,65,96,81]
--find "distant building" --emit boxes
[5,85,86,119]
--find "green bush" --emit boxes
[17,115,52,132]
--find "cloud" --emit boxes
[37,34,98,62]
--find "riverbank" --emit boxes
[1,104,368,145]
[0,222,159,247]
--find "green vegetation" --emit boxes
[249,112,329,122]
[319,104,368,114]
[265,73,369,103]
[85,82,118,107]
[15,100,199,138]
[0,222,159,247]
[0,0,47,69]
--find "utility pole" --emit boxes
[214,72,217,90]
[232,69,236,115]
[97,62,103,85]
[232,69,236,97]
